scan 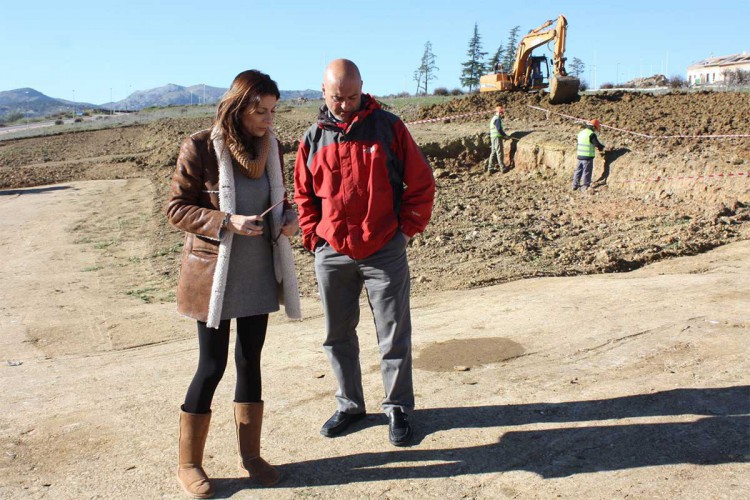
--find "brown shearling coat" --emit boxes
[166,129,288,322]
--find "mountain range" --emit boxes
[0,84,322,120]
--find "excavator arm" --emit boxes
[510,18,558,88]
[480,14,579,104]
[520,15,579,103]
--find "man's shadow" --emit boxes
[211,385,749,495]
[592,147,630,187]
[0,185,73,196]
[505,131,534,173]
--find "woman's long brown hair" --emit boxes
[213,70,280,150]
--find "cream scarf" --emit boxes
[207,127,302,328]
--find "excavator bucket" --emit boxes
[548,74,580,104]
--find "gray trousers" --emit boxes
[573,157,594,189]
[314,232,413,416]
[487,136,505,171]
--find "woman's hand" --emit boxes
[280,210,299,237]
[228,214,264,237]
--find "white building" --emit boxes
[687,53,750,86]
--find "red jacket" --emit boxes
[294,95,435,259]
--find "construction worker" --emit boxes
[572,119,605,191]
[487,106,510,174]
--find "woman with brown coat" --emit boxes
[166,69,301,498]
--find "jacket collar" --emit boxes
[317,94,380,133]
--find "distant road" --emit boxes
[0,116,101,137]
[0,121,57,135]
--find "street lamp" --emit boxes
[24,90,30,128]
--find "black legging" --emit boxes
[182,314,268,414]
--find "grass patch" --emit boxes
[152,243,182,257]
[93,240,116,249]
[126,287,155,303]
[81,265,103,272]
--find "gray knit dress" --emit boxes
[220,165,280,319]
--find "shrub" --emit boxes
[669,75,687,88]
[395,91,411,98]
[579,80,589,91]
[433,87,449,96]
[54,119,64,125]
[450,88,464,96]
[74,117,83,123]
[3,111,24,123]
[600,82,614,89]
[723,69,750,86]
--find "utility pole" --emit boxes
[72,89,76,116]
[110,88,113,115]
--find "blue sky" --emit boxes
[2,0,746,104]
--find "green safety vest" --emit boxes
[577,128,595,158]
[490,115,503,138]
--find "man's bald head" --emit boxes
[322,59,364,123]
[324,59,362,86]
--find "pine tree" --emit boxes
[460,23,488,92]
[502,26,521,72]
[413,41,439,95]
[488,45,505,73]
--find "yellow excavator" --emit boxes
[479,14,580,104]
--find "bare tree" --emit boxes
[569,57,585,78]
[414,41,439,95]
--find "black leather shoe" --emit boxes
[320,410,366,437]
[388,409,413,446]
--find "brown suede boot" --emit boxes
[177,408,214,498]
[233,401,280,486]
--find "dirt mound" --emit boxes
[420,90,750,139]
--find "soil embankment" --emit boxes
[1,91,748,298]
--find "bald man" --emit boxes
[294,59,435,446]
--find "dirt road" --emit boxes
[1,180,747,499]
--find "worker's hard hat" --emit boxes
[496,106,505,114]
[590,119,601,131]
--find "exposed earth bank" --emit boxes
[1,90,749,299]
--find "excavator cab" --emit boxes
[525,55,549,90]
